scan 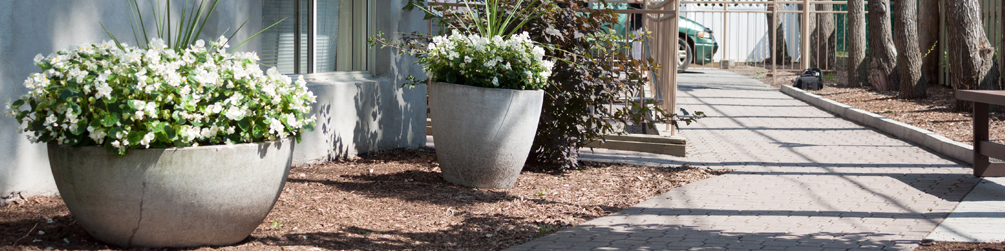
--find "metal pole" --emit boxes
[308,0,316,73]
[294,0,301,74]
[723,3,729,66]
[772,1,777,85]
[802,0,810,69]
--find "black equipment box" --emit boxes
[793,67,823,91]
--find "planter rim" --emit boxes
[433,81,545,93]
[49,139,290,152]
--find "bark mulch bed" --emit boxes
[730,64,1005,145]
[916,241,1005,251]
[1,147,729,251]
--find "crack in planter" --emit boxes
[127,180,147,247]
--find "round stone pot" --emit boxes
[46,140,294,248]
[429,82,544,189]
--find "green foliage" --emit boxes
[371,1,553,90]
[536,223,555,236]
[421,32,553,89]
[384,0,703,170]
[519,1,703,171]
[104,0,283,53]
[5,38,317,155]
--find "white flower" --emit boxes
[45,113,58,127]
[139,132,155,147]
[269,117,284,136]
[123,52,142,65]
[224,106,246,120]
[87,127,107,144]
[95,82,112,100]
[286,115,302,129]
[33,54,44,64]
[181,53,196,64]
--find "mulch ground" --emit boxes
[916,241,1005,251]
[0,147,729,250]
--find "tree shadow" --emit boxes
[507,223,918,250]
[285,172,620,214]
[247,213,560,250]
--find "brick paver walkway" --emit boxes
[506,70,982,251]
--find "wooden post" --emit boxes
[670,0,680,136]
[772,1,777,85]
[802,0,811,69]
[723,3,728,65]
[939,0,946,87]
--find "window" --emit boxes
[261,0,373,74]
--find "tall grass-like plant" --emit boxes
[101,0,283,52]
[405,0,545,38]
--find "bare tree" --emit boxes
[896,0,925,98]
[766,3,791,65]
[847,0,867,86]
[815,3,836,69]
[918,0,940,87]
[868,0,898,91]
[947,0,995,111]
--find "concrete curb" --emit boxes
[780,85,974,164]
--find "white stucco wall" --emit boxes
[0,0,426,204]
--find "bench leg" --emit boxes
[974,102,991,177]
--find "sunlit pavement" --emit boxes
[505,70,984,251]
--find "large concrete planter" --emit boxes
[46,140,294,248]
[429,82,544,189]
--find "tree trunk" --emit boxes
[896,0,925,98]
[919,0,940,87]
[947,0,996,111]
[868,0,898,92]
[847,0,867,87]
[766,4,791,65]
[816,3,836,69]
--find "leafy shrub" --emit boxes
[421,32,554,90]
[521,1,701,171]
[390,0,703,171]
[5,37,316,155]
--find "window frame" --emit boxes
[288,0,374,75]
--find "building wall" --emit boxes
[0,0,427,204]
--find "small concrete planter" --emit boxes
[429,82,544,189]
[47,140,294,248]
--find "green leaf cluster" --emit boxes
[5,38,317,156]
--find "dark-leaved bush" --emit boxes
[390,0,703,171]
[521,1,689,171]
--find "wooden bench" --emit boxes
[956,90,1005,177]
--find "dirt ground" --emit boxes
[0,147,729,250]
[730,64,1005,145]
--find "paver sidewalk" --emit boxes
[505,70,982,251]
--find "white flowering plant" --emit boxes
[5,37,316,155]
[420,31,553,90]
